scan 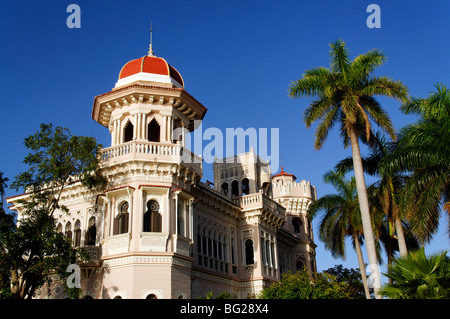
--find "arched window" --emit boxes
[245,239,254,265]
[148,119,160,142]
[197,226,202,254]
[292,217,302,234]
[177,199,185,236]
[207,231,212,257]
[223,235,228,262]
[124,121,133,143]
[143,200,162,232]
[231,237,236,264]
[296,259,304,271]
[56,223,62,235]
[242,178,249,195]
[86,216,96,245]
[65,222,72,242]
[221,182,228,196]
[202,231,207,257]
[114,202,129,235]
[262,182,272,197]
[231,180,239,197]
[74,220,81,247]
[172,119,183,143]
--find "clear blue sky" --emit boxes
[0,0,448,278]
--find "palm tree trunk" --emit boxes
[349,126,382,299]
[395,216,408,257]
[389,178,408,257]
[353,234,371,299]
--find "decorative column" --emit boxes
[133,114,138,140]
[110,121,116,146]
[162,115,168,142]
[117,119,122,144]
[188,199,194,240]
[181,121,186,148]
[141,113,147,140]
[174,191,179,235]
[168,116,173,143]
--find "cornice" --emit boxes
[92,83,207,129]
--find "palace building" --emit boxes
[7,40,317,299]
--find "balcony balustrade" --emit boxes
[100,141,202,175]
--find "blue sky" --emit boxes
[0,0,448,278]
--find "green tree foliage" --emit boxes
[11,123,106,211]
[0,123,106,299]
[324,264,372,299]
[380,249,450,299]
[381,83,450,243]
[260,269,350,299]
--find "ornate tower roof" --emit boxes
[114,26,184,89]
[272,166,297,181]
[117,55,184,88]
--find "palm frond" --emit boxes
[361,76,409,102]
[360,95,396,141]
[350,49,386,82]
[329,39,351,76]
[303,96,335,128]
[341,92,358,124]
[401,83,450,120]
[313,105,340,150]
[288,74,326,98]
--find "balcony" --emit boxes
[78,245,102,267]
[99,141,202,175]
[233,193,286,227]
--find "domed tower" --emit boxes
[93,45,206,149]
[90,39,207,299]
[272,166,317,275]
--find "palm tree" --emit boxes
[289,39,409,297]
[380,248,449,299]
[381,83,450,243]
[308,170,373,299]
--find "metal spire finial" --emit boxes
[148,21,154,56]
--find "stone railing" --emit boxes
[100,141,202,174]
[233,193,286,222]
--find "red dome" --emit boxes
[118,55,184,87]
[272,166,297,180]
